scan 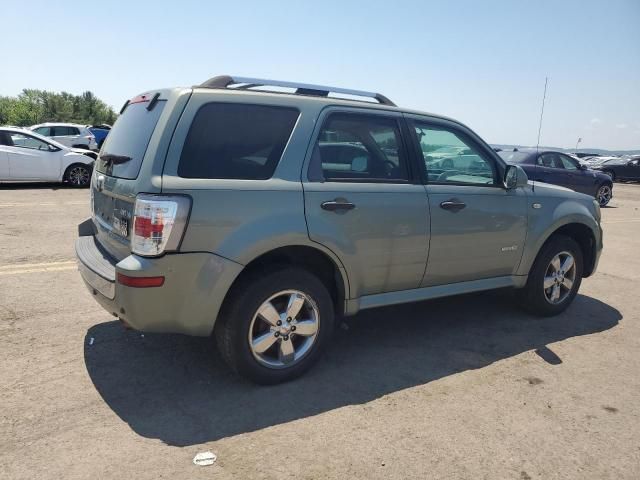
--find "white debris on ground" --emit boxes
[193,451,217,466]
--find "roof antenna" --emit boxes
[534,76,549,192]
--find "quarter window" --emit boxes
[310,113,409,182]
[178,103,299,180]
[413,124,496,185]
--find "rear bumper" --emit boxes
[75,233,243,336]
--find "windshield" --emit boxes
[498,151,530,163]
[95,101,165,179]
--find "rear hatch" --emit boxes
[91,90,180,260]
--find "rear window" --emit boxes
[96,101,166,179]
[178,103,299,180]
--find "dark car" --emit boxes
[89,125,111,149]
[498,149,613,206]
[590,156,640,182]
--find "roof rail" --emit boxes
[197,75,396,107]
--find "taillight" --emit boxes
[131,194,191,257]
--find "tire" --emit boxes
[64,164,92,187]
[518,234,583,317]
[215,267,335,384]
[595,183,612,207]
[602,170,615,181]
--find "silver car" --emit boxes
[75,76,603,383]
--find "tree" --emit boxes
[0,89,117,126]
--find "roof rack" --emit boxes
[197,75,396,107]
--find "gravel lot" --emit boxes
[1,183,639,479]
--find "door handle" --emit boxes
[321,200,356,212]
[440,200,466,212]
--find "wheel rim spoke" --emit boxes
[257,301,280,326]
[543,276,555,289]
[550,256,561,272]
[293,319,317,336]
[285,293,305,319]
[561,255,574,273]
[562,277,573,290]
[252,331,278,354]
[551,284,560,302]
[279,337,295,364]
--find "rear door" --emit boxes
[302,108,429,298]
[407,116,528,286]
[51,126,79,147]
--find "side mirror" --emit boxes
[351,156,368,172]
[504,164,528,189]
[577,163,587,170]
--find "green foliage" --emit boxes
[0,89,117,127]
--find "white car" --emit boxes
[0,127,94,186]
[30,123,98,151]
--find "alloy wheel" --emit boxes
[543,251,576,304]
[597,185,612,206]
[68,166,90,186]
[248,290,320,369]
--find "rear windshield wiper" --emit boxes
[100,153,132,166]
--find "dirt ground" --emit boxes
[1,182,639,479]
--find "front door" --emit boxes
[407,117,528,287]
[5,132,59,180]
[303,109,429,299]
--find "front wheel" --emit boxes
[64,164,91,187]
[215,267,334,384]
[596,183,612,207]
[518,235,583,316]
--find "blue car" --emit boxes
[89,125,110,149]
[498,149,613,206]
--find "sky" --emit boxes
[2,0,639,150]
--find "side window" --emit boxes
[413,123,496,185]
[559,155,578,170]
[33,127,51,136]
[52,126,78,136]
[9,133,51,150]
[537,153,562,168]
[178,103,299,180]
[311,113,409,182]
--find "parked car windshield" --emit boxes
[95,101,165,179]
[498,151,530,163]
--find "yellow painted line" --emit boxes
[0,260,76,271]
[0,201,86,207]
[0,265,77,276]
[602,219,640,225]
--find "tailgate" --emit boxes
[90,92,170,260]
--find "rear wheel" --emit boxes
[596,183,612,207]
[64,164,91,187]
[215,267,334,384]
[518,235,583,316]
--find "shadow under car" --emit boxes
[84,290,620,446]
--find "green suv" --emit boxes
[76,76,603,383]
